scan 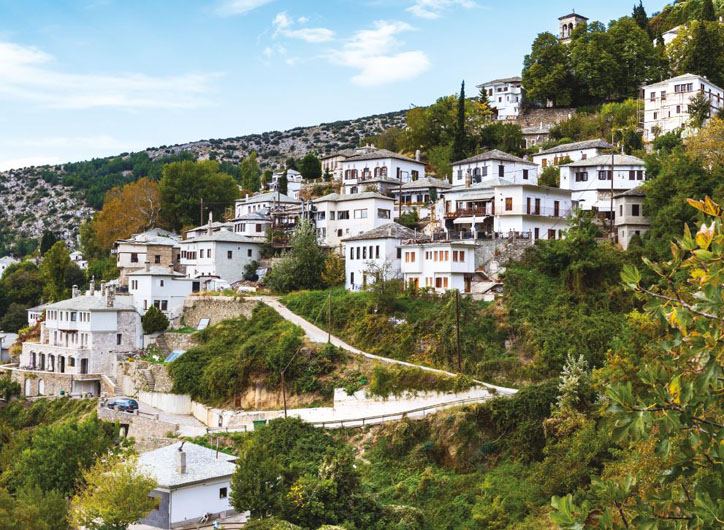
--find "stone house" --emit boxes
[614,187,650,250]
[114,229,182,288]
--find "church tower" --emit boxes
[559,12,588,44]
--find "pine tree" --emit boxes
[452,81,467,163]
[701,0,716,21]
[632,1,651,37]
[278,170,288,195]
[685,22,723,86]
[240,152,261,192]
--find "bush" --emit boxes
[141,305,169,335]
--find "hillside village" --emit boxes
[2,1,724,529]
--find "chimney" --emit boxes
[100,282,107,297]
[465,170,472,189]
[106,285,115,308]
[144,261,151,272]
[89,276,95,295]
[72,285,79,298]
[207,212,213,236]
[415,149,421,162]
[176,444,187,474]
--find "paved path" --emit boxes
[249,296,517,395]
[137,401,207,437]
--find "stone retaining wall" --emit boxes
[181,296,257,329]
[98,405,179,439]
[117,361,174,395]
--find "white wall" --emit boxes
[532,147,604,168]
[344,237,402,291]
[560,163,646,212]
[482,81,522,119]
[451,160,537,186]
[315,197,395,248]
[180,240,262,284]
[129,275,193,315]
[170,478,234,525]
[342,157,425,186]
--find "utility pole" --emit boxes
[200,198,204,226]
[327,292,332,344]
[455,290,462,372]
[281,370,287,418]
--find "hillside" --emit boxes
[0,109,406,255]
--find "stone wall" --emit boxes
[181,297,257,329]
[473,237,533,278]
[98,404,179,439]
[516,107,576,129]
[6,367,111,397]
[117,361,174,395]
[154,332,199,355]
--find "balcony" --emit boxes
[501,206,571,218]
[444,207,491,219]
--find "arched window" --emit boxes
[30,351,36,369]
[362,168,371,179]
[38,379,45,396]
[380,166,388,177]
[39,353,46,371]
[24,379,31,396]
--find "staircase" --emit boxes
[140,369,156,392]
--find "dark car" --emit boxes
[106,397,139,413]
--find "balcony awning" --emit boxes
[453,216,489,225]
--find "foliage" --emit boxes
[39,231,58,256]
[0,377,20,402]
[361,127,404,152]
[452,81,467,163]
[547,99,641,150]
[523,32,574,107]
[688,92,713,129]
[538,165,560,187]
[40,242,71,302]
[686,115,724,170]
[0,486,68,530]
[479,122,525,157]
[241,152,262,192]
[321,252,345,288]
[668,20,724,88]
[368,364,472,398]
[278,170,288,195]
[141,305,169,335]
[159,160,240,231]
[93,177,161,252]
[298,153,322,181]
[265,220,326,294]
[0,303,29,333]
[69,454,157,530]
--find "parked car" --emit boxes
[106,397,139,413]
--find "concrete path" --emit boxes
[249,296,517,395]
[138,401,207,437]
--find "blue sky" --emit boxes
[0,0,663,170]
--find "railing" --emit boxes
[444,207,491,219]
[499,207,572,218]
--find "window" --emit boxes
[256,224,263,232]
[444,251,449,261]
[397,248,402,259]
[523,169,529,180]
[375,246,380,259]
[443,277,449,288]
[629,170,636,180]
[354,209,368,219]
[554,201,560,217]
[161,300,168,311]
[457,169,463,180]
[534,227,540,240]
[160,280,165,287]
[661,90,666,101]
[411,170,419,180]
[542,159,548,168]
[227,250,233,259]
[350,247,354,259]
[131,253,138,263]
[637,170,644,180]
[676,105,681,114]
[71,312,77,322]
[598,170,612,181]
[200,249,205,258]
[338,211,350,220]
[144,300,148,310]
[435,277,442,288]
[329,211,335,220]
[632,204,640,216]
[219,487,228,499]
[505,198,513,211]
[575,172,588,182]
[650,91,655,101]
[453,250,458,262]
[154,255,161,264]
[653,112,658,120]
[116,334,122,346]
[498,165,504,177]
[459,251,465,261]
[378,209,391,219]
[131,280,138,290]
[534,198,541,215]
[363,247,367,259]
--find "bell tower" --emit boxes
[559,11,588,44]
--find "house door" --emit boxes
[38,380,44,396]
[80,359,89,375]
[24,379,30,396]
[59,356,65,374]
[464,277,472,293]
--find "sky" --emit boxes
[0,0,664,170]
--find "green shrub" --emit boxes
[141,305,169,334]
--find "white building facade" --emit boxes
[400,241,478,293]
[532,139,614,168]
[113,229,182,288]
[313,192,396,248]
[614,187,650,250]
[235,191,300,217]
[560,154,647,214]
[642,73,724,140]
[451,149,537,187]
[0,256,19,279]
[343,223,421,291]
[479,77,522,120]
[127,265,194,317]
[341,149,426,195]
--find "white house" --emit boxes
[235,191,300,217]
[0,256,19,279]
[312,192,396,248]
[180,222,263,287]
[451,149,538,187]
[127,264,194,318]
[559,12,588,44]
[232,211,271,239]
[341,149,426,195]
[321,146,377,181]
[492,183,572,240]
[642,73,724,140]
[113,229,182,288]
[479,77,522,120]
[184,221,234,240]
[17,283,142,397]
[343,222,422,291]
[27,304,46,327]
[0,332,18,363]
[138,442,247,529]
[390,177,452,219]
[400,240,479,293]
[614,187,650,250]
[522,124,551,149]
[532,139,614,169]
[659,25,683,46]
[269,169,303,199]
[560,153,646,215]
[69,250,88,270]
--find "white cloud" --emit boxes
[328,21,430,86]
[216,0,275,16]
[0,156,60,171]
[406,0,477,19]
[272,11,335,43]
[0,41,218,110]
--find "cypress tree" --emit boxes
[452,81,467,163]
[632,1,651,37]
[701,0,716,22]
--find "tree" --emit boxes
[681,21,724,87]
[298,153,322,181]
[285,157,297,170]
[65,262,86,291]
[632,1,651,37]
[70,455,157,530]
[159,160,240,231]
[522,32,573,106]
[321,252,345,287]
[701,0,716,21]
[687,91,712,129]
[452,81,467,162]
[0,303,28,333]
[569,22,618,102]
[40,242,71,302]
[539,165,561,187]
[686,115,724,169]
[141,305,169,334]
[0,486,68,530]
[0,261,42,320]
[278,170,289,196]
[94,177,162,252]
[607,17,658,100]
[241,152,262,192]
[479,122,525,156]
[39,231,58,256]
[264,220,326,293]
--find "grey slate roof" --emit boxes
[127,266,187,277]
[401,177,452,190]
[313,191,394,203]
[614,186,646,199]
[535,139,613,156]
[242,192,300,205]
[183,230,262,244]
[44,295,136,312]
[321,149,358,160]
[479,76,522,86]
[139,442,236,489]
[561,154,645,167]
[452,149,535,166]
[345,148,423,164]
[115,228,181,247]
[233,211,271,221]
[559,12,588,19]
[343,222,426,242]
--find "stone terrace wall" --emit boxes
[181,296,257,328]
[154,332,199,355]
[117,361,174,395]
[516,107,576,128]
